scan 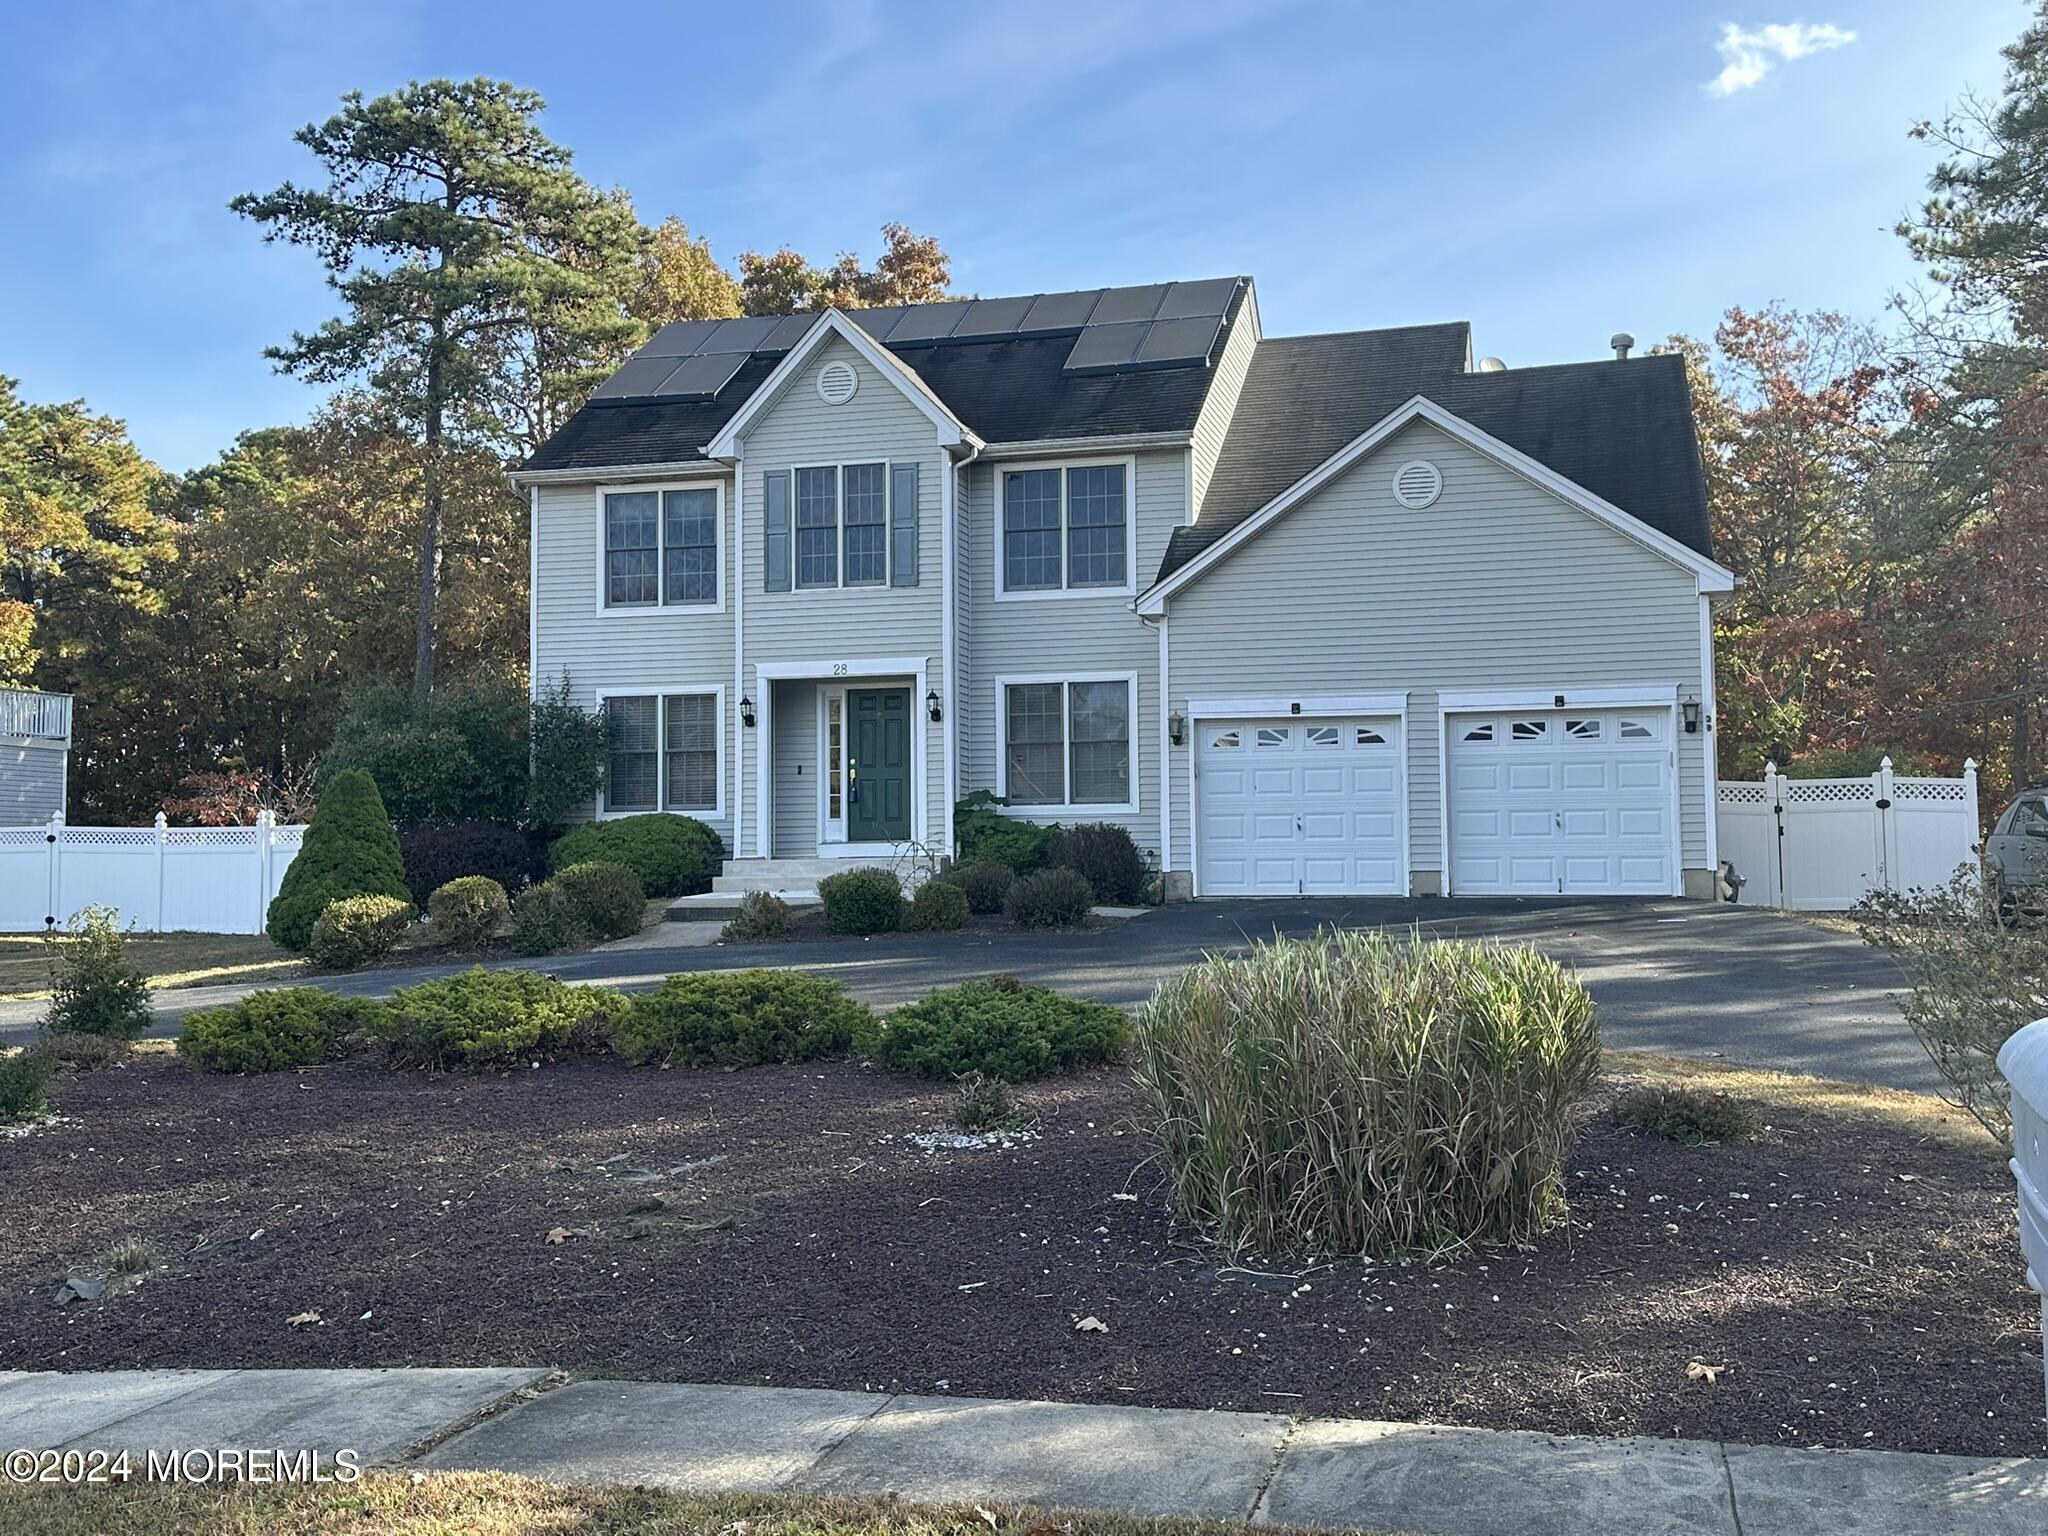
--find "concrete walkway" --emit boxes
[4,1369,2040,1534]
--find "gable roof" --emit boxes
[1139,393,1732,614]
[1162,336,1711,581]
[520,279,1253,474]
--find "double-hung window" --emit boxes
[794,463,891,588]
[602,484,721,609]
[842,463,887,585]
[795,466,839,588]
[999,459,1132,596]
[602,689,722,816]
[1000,675,1135,810]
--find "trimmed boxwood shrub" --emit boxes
[509,880,582,955]
[179,988,379,1074]
[1052,823,1149,905]
[429,876,509,952]
[1004,867,1094,929]
[0,1048,57,1125]
[44,907,152,1040]
[864,978,1131,1082]
[267,770,410,951]
[307,894,414,970]
[612,970,873,1068]
[905,878,969,932]
[720,891,794,943]
[370,967,623,1070]
[818,867,903,936]
[942,862,1014,916]
[398,820,542,907]
[550,861,646,941]
[547,815,724,898]
[1133,928,1600,1255]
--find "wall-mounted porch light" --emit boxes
[1681,696,1701,734]
[925,689,943,723]
[1168,711,1186,746]
[740,696,757,729]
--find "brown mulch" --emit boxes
[0,1056,2039,1457]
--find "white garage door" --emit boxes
[1447,708,1675,896]
[1197,717,1405,895]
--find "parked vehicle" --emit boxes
[1985,787,2048,910]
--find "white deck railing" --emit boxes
[0,688,73,741]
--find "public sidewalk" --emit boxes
[2,1368,2041,1535]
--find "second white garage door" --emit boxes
[1197,717,1405,895]
[1446,707,1675,895]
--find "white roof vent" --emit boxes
[816,359,859,405]
[1392,459,1443,510]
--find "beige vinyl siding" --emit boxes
[1188,287,1261,517]
[959,449,1181,861]
[1164,420,1710,884]
[3,742,66,823]
[530,476,737,849]
[737,335,950,856]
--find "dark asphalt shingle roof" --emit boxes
[1157,334,1711,583]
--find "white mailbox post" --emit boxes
[1998,1018,2048,1423]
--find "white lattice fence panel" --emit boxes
[0,826,52,931]
[1890,777,1982,894]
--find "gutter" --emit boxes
[975,430,1191,460]
[510,458,720,487]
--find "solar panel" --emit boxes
[639,319,721,358]
[847,306,906,341]
[1020,290,1103,333]
[1154,277,1239,321]
[884,300,974,343]
[699,315,785,354]
[590,356,690,400]
[762,313,820,352]
[1087,283,1169,326]
[951,295,1035,338]
[1063,321,1148,372]
[1135,314,1226,366]
[654,352,747,399]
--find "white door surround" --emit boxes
[1440,687,1681,898]
[752,656,931,859]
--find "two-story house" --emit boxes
[516,277,1733,901]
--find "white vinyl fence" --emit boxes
[0,813,307,935]
[1717,757,1979,911]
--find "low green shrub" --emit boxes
[720,891,794,943]
[510,880,583,956]
[307,893,415,970]
[43,907,153,1040]
[819,867,903,936]
[547,815,724,898]
[942,862,1014,915]
[905,878,969,932]
[551,861,646,941]
[1004,867,1094,929]
[0,1048,56,1124]
[950,1070,1020,1132]
[1611,1085,1763,1144]
[965,819,1059,874]
[179,987,380,1074]
[612,970,873,1068]
[429,876,510,952]
[370,967,622,1070]
[1133,929,1601,1256]
[1052,823,1150,905]
[863,979,1131,1082]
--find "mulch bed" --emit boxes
[0,1056,2039,1458]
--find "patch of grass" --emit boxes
[0,1473,1376,1536]
[950,1069,1021,1131]
[1604,1049,2001,1155]
[102,1237,151,1275]
[1610,1084,1762,1144]
[0,932,303,1002]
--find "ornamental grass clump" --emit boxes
[1132,928,1600,1257]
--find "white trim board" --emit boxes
[993,670,1142,818]
[1437,685,1679,712]
[1186,693,1409,719]
[751,658,930,858]
[591,683,728,822]
[1134,395,1736,615]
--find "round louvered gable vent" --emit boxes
[1392,459,1442,509]
[816,360,859,405]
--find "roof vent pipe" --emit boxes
[1610,332,1635,361]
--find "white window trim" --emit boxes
[790,460,895,590]
[593,684,726,821]
[994,670,1140,816]
[593,479,727,616]
[994,455,1139,601]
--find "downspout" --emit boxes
[732,439,745,861]
[943,438,981,859]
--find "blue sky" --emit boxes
[0,0,2026,470]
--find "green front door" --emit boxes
[847,687,912,843]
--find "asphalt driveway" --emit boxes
[0,897,1938,1092]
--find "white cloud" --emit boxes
[1707,21,1856,96]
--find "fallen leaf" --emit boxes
[287,1310,324,1328]
[1110,1193,1137,1202]
[1074,1315,1110,1333]
[545,1227,573,1245]
[1686,1360,1725,1384]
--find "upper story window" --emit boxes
[770,462,919,592]
[600,482,723,612]
[997,458,1135,599]
[795,466,840,588]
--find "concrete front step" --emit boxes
[667,891,821,923]
[712,858,873,895]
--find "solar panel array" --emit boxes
[594,277,1244,402]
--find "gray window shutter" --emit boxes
[764,470,792,593]
[889,462,920,587]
